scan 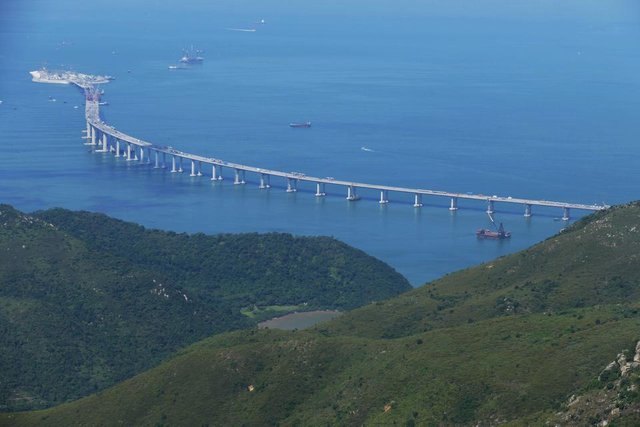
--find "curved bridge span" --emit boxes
[33,70,608,220]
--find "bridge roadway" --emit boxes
[47,72,610,219]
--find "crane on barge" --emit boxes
[476,212,511,239]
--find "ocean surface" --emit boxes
[1,0,639,285]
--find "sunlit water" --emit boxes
[1,0,639,284]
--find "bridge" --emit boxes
[32,69,609,220]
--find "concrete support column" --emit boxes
[197,161,202,176]
[524,204,532,218]
[562,207,570,221]
[86,122,91,139]
[171,156,177,173]
[347,185,358,201]
[315,182,326,197]
[146,148,152,164]
[91,126,96,145]
[379,190,389,204]
[413,193,423,207]
[178,157,183,173]
[139,147,144,163]
[449,197,458,211]
[487,200,495,214]
[211,165,223,181]
[190,160,197,177]
[154,151,160,168]
[101,133,108,152]
[259,174,271,189]
[126,143,133,161]
[115,139,121,157]
[234,169,245,185]
[162,153,166,168]
[286,177,297,192]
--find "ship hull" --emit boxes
[476,229,511,239]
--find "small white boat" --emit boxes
[289,121,311,128]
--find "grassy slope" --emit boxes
[4,202,640,425]
[0,205,410,411]
[5,308,639,426]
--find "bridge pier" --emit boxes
[315,182,326,197]
[153,151,160,168]
[94,132,104,152]
[524,204,532,217]
[197,161,202,176]
[162,153,166,169]
[178,157,183,173]
[413,194,423,207]
[234,169,245,185]
[190,160,197,177]
[115,139,121,157]
[286,177,298,192]
[487,200,495,214]
[83,125,93,145]
[562,207,570,221]
[146,148,152,164]
[126,143,134,161]
[139,147,145,163]
[90,126,96,145]
[259,174,271,189]
[97,133,108,152]
[449,197,458,211]
[347,185,358,201]
[171,155,178,173]
[211,165,222,181]
[379,190,389,204]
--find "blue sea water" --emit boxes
[1,0,639,285]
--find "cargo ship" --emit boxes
[289,121,311,128]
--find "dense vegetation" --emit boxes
[4,202,640,426]
[0,205,410,412]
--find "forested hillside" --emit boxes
[0,205,410,411]
[6,203,640,426]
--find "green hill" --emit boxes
[0,205,410,412]
[5,202,640,425]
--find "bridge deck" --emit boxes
[41,72,608,213]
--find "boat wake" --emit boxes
[361,146,375,152]
[226,28,257,32]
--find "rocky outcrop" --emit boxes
[550,341,640,426]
